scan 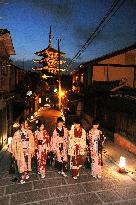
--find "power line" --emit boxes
[66,0,119,68]
[79,0,120,51]
[67,0,124,68]
[79,0,126,54]
[73,0,126,61]
[66,0,126,71]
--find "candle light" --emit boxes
[118,156,126,173]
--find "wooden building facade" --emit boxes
[71,44,136,153]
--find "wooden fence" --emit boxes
[84,93,136,144]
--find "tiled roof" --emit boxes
[0,28,15,55]
[0,29,10,35]
[71,43,136,74]
[35,47,65,56]
[84,43,136,66]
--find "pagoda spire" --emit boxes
[48,26,52,48]
[34,26,66,74]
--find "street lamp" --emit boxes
[59,90,65,98]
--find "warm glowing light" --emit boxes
[42,74,48,79]
[13,122,19,128]
[44,103,51,108]
[42,74,53,79]
[118,156,126,173]
[119,156,126,168]
[59,90,65,98]
[39,98,41,103]
[31,116,34,120]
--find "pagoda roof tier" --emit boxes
[32,66,66,72]
[34,61,58,67]
[34,58,65,65]
[34,58,58,63]
[34,47,65,56]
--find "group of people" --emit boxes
[8,116,106,184]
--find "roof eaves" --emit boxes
[85,43,136,66]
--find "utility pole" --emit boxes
[58,39,61,110]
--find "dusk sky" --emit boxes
[0,0,136,70]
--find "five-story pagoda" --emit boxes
[33,26,65,75]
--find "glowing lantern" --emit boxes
[39,98,41,103]
[118,156,126,173]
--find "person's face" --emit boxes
[57,121,63,127]
[21,120,28,129]
[39,124,44,131]
[74,123,80,129]
[93,124,99,129]
[24,120,29,129]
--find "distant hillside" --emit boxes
[13,59,38,71]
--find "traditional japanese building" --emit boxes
[33,26,65,75]
[0,29,15,148]
[70,43,136,154]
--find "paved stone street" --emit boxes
[0,108,136,205]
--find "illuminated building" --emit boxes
[33,26,65,74]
